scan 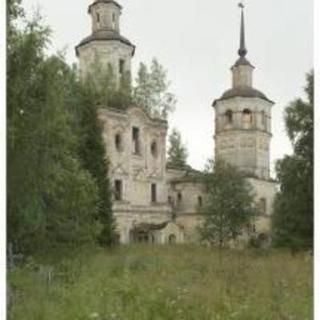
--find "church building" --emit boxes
[76,0,277,245]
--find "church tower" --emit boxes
[76,0,135,85]
[213,4,274,180]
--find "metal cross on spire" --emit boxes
[238,1,248,58]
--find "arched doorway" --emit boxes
[168,234,177,244]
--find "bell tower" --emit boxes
[76,0,135,86]
[213,3,274,180]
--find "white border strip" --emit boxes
[314,0,319,318]
[0,0,7,318]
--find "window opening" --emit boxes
[198,196,203,207]
[132,127,140,155]
[261,111,267,129]
[115,180,123,201]
[168,234,176,244]
[225,110,233,124]
[119,59,125,75]
[151,184,157,203]
[259,198,267,215]
[242,108,253,128]
[115,133,122,152]
[151,141,158,158]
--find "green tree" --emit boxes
[272,72,314,250]
[86,60,132,110]
[7,1,100,253]
[199,160,257,249]
[133,58,176,118]
[76,75,116,246]
[167,128,188,168]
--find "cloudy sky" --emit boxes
[24,0,313,175]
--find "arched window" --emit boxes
[225,110,233,125]
[151,141,158,158]
[96,13,100,23]
[242,109,253,128]
[115,133,123,152]
[177,192,182,204]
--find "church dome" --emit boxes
[76,30,135,56]
[220,86,270,101]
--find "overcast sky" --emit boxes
[23,0,313,174]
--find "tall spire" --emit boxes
[238,2,247,58]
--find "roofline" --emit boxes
[99,105,168,125]
[212,95,275,108]
[75,36,135,57]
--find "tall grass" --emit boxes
[8,245,313,320]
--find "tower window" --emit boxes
[225,110,233,125]
[151,184,157,203]
[132,127,141,155]
[242,109,253,127]
[96,13,100,23]
[119,59,125,75]
[115,180,123,201]
[115,133,123,152]
[112,12,116,22]
[177,192,182,203]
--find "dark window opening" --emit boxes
[151,184,157,203]
[225,110,233,124]
[119,59,125,75]
[115,180,123,201]
[168,234,176,244]
[132,127,140,155]
[96,13,100,23]
[198,196,203,207]
[151,141,158,158]
[242,108,253,125]
[112,13,116,22]
[259,198,267,215]
[177,192,182,203]
[115,133,122,152]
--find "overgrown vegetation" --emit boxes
[7,0,115,253]
[200,161,258,249]
[167,128,189,168]
[133,59,177,118]
[8,245,313,320]
[272,72,314,250]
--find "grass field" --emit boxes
[8,245,313,320]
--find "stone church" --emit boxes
[76,0,277,244]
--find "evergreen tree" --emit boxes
[199,160,257,249]
[7,1,100,253]
[76,76,116,246]
[133,58,176,118]
[167,128,188,168]
[272,72,314,250]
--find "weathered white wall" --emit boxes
[98,106,173,243]
[78,41,134,84]
[215,97,273,180]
